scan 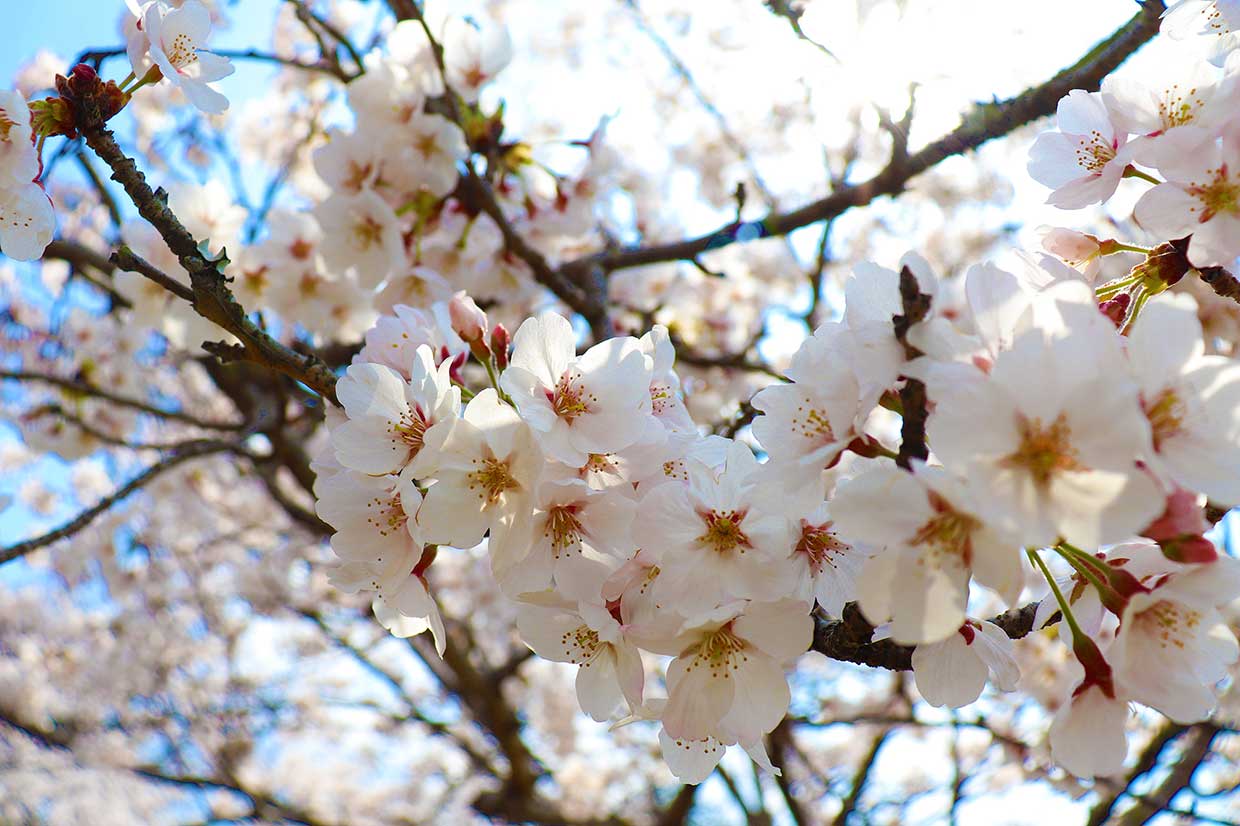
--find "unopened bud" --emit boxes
[1141,486,1217,563]
[490,323,510,370]
[448,291,488,344]
[1098,292,1130,328]
[447,350,468,386]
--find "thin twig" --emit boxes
[0,439,237,565]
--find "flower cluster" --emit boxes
[0,90,53,261]
[124,0,234,114]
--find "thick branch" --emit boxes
[72,113,340,404]
[0,439,236,565]
[561,1,1164,276]
[811,600,1048,671]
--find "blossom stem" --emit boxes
[1122,166,1161,186]
[1095,274,1139,300]
[1108,243,1150,255]
[1026,547,1087,642]
[1053,544,1109,597]
[117,71,136,92]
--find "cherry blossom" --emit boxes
[0,182,54,261]
[0,91,37,188]
[516,596,644,721]
[501,312,654,466]
[633,441,800,620]
[1127,293,1240,504]
[1134,128,1240,267]
[910,620,1020,708]
[926,328,1161,549]
[1028,90,1130,209]
[417,389,542,553]
[830,464,1022,644]
[139,0,235,114]
[331,347,459,477]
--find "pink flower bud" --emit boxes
[490,323,510,370]
[1098,293,1130,328]
[1141,486,1217,563]
[448,291,488,344]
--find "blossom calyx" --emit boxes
[54,64,127,132]
[28,97,75,139]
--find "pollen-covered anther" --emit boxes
[796,521,850,573]
[548,372,596,424]
[467,456,519,504]
[695,509,752,554]
[1001,413,1083,487]
[545,504,585,557]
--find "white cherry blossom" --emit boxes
[910,620,1020,708]
[331,347,459,478]
[1134,128,1240,267]
[516,596,644,721]
[501,312,654,466]
[0,182,54,262]
[1127,293,1240,504]
[926,328,1161,550]
[1028,90,1130,209]
[316,189,406,287]
[417,389,542,553]
[830,464,1022,645]
[141,0,235,114]
[0,90,37,188]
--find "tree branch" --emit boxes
[0,438,237,565]
[559,1,1165,276]
[0,369,245,429]
[811,600,1050,671]
[71,108,340,404]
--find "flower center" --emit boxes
[790,403,836,443]
[0,112,13,141]
[650,382,673,415]
[414,131,440,161]
[166,32,200,69]
[545,504,584,556]
[1143,388,1187,451]
[468,456,518,504]
[911,508,977,566]
[1132,599,1201,650]
[696,509,752,555]
[1073,130,1117,174]
[686,625,746,679]
[390,407,430,455]
[289,238,314,260]
[1157,83,1206,131]
[795,520,849,574]
[559,624,602,665]
[1001,413,1082,488]
[548,372,595,424]
[1188,164,1240,222]
[365,490,407,538]
[352,214,385,249]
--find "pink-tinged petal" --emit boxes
[1187,212,1240,267]
[1128,293,1205,393]
[1133,183,1198,238]
[1047,164,1124,209]
[732,600,812,664]
[1055,90,1114,137]
[418,477,489,548]
[575,651,623,722]
[974,621,1020,691]
[718,651,790,743]
[508,312,576,387]
[1048,685,1130,777]
[193,50,235,82]
[662,656,734,741]
[161,0,212,45]
[911,631,988,708]
[658,729,724,785]
[1028,132,1087,189]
